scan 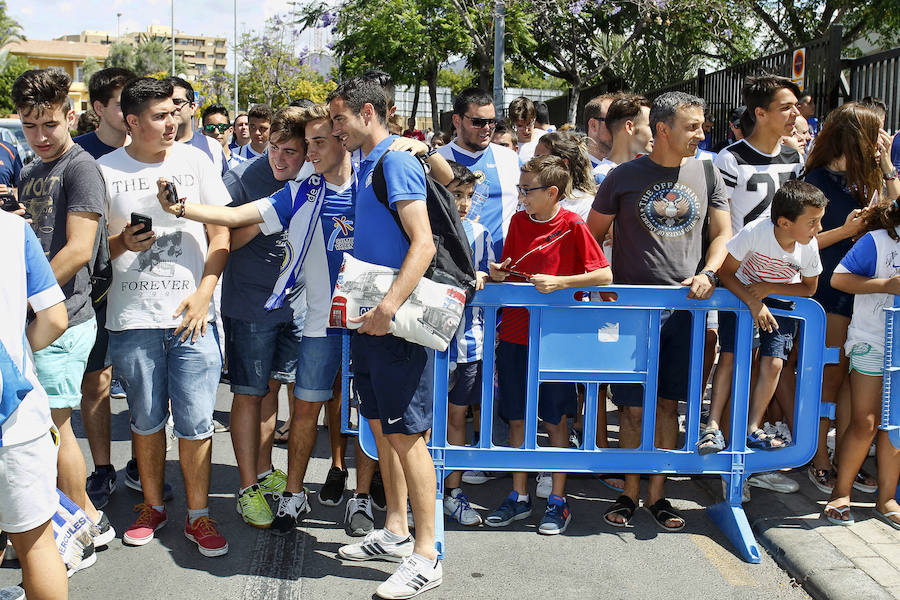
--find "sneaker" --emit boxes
[538,495,571,535]
[0,586,25,600]
[319,467,348,506]
[123,504,167,546]
[371,471,387,511]
[747,471,799,493]
[86,466,117,509]
[443,488,482,526]
[212,418,230,433]
[485,492,532,527]
[375,554,442,599]
[461,471,498,485]
[271,490,311,535]
[110,379,126,399]
[66,542,97,577]
[236,484,273,528]
[124,458,174,501]
[721,478,751,503]
[345,493,375,537]
[184,516,228,557]
[257,468,288,497]
[338,528,414,562]
[90,511,116,547]
[535,472,552,499]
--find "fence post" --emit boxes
[697,68,706,100]
[825,24,843,112]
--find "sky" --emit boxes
[9,0,330,70]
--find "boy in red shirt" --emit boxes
[485,155,612,535]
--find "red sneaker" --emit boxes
[123,504,167,546]
[184,516,228,557]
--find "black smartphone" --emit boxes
[0,192,19,212]
[164,181,179,204]
[130,212,153,235]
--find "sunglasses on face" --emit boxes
[203,123,230,133]
[463,115,497,128]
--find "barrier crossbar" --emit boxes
[352,284,840,562]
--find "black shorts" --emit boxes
[496,340,577,426]
[352,332,434,435]
[449,360,482,407]
[85,300,111,373]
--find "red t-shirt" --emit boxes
[498,208,609,345]
[402,129,426,141]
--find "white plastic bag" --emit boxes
[329,253,466,352]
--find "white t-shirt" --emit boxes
[99,144,230,331]
[594,157,617,179]
[517,128,547,164]
[715,139,803,235]
[726,217,822,286]
[559,188,594,221]
[834,227,900,353]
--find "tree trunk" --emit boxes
[479,57,492,91]
[426,67,440,133]
[567,84,580,125]
[410,81,421,119]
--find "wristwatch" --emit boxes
[883,167,898,181]
[700,270,719,287]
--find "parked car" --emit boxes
[0,118,34,165]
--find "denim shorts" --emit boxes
[33,316,97,410]
[718,310,795,359]
[351,333,434,435]
[109,325,221,440]
[293,335,342,402]
[223,316,302,396]
[496,341,576,425]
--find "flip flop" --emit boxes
[594,474,626,493]
[823,504,854,526]
[273,424,290,445]
[603,494,636,527]
[647,498,685,531]
[870,508,900,531]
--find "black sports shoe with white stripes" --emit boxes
[338,528,414,562]
[375,554,442,599]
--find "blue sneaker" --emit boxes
[110,379,127,399]
[485,491,532,527]
[86,466,117,509]
[538,495,571,535]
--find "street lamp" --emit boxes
[234,0,239,117]
[116,13,122,41]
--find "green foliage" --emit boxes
[104,36,188,77]
[81,57,101,85]
[194,69,234,110]
[105,42,135,71]
[0,55,31,116]
[436,68,477,96]
[505,62,565,90]
[0,0,25,73]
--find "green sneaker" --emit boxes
[258,469,287,496]
[236,484,273,528]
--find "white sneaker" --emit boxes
[443,489,482,526]
[747,471,799,493]
[376,554,442,599]
[535,472,552,499]
[339,528,414,562]
[461,471,497,485]
[721,478,751,503]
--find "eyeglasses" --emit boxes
[463,115,496,128]
[516,184,550,196]
[203,123,230,133]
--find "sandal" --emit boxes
[697,427,726,455]
[853,470,877,494]
[747,429,785,450]
[647,498,685,531]
[274,423,290,445]
[603,494,636,527]
[807,465,836,494]
[594,474,625,493]
[870,508,900,530]
[823,504,854,526]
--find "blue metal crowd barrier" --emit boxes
[883,295,900,450]
[351,284,839,563]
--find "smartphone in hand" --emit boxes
[164,181,179,204]
[131,212,153,235]
[1,192,19,212]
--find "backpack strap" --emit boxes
[371,150,427,245]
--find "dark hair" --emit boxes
[728,106,746,128]
[521,154,572,199]
[430,130,452,147]
[164,76,194,103]
[806,102,884,207]
[327,74,390,124]
[289,98,316,108]
[536,131,595,194]
[447,160,477,187]
[88,67,137,106]
[583,93,618,129]
[605,93,650,134]
[269,105,326,144]
[864,197,900,241]
[202,103,230,123]
[508,96,536,123]
[120,77,174,119]
[248,104,273,123]
[771,179,828,223]
[860,96,887,119]
[358,69,395,109]
[493,117,514,136]
[535,101,550,125]
[12,68,72,116]
[740,73,801,133]
[453,87,493,116]
[233,112,247,126]
[649,91,705,136]
[76,110,100,135]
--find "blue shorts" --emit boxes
[293,335,342,402]
[351,333,434,435]
[85,301,111,373]
[33,317,97,410]
[717,311,760,354]
[110,326,221,440]
[611,310,691,407]
[496,340,576,426]
[449,360,482,407]
[223,316,301,396]
[718,307,796,360]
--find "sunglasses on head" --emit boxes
[203,123,230,133]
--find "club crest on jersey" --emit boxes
[473,170,486,185]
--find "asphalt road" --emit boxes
[0,385,811,600]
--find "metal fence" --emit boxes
[845,46,900,133]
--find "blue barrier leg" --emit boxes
[706,498,761,564]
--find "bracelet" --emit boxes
[883,167,898,181]
[424,148,438,159]
[176,202,186,218]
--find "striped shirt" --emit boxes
[450,220,494,364]
[727,217,821,286]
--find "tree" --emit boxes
[81,57,101,85]
[195,69,233,109]
[0,0,25,72]
[0,55,30,116]
[105,42,136,71]
[104,36,188,77]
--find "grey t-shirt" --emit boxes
[592,155,729,286]
[19,144,106,326]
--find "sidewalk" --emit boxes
[700,463,900,600]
